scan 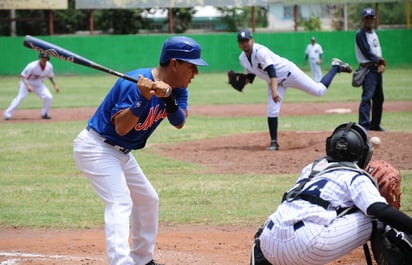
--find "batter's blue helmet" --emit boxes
[159,36,207,66]
[362,8,376,18]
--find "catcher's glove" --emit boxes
[366,160,401,209]
[228,70,247,92]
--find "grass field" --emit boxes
[0,69,411,229]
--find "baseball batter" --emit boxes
[236,30,352,151]
[304,36,323,82]
[73,36,207,265]
[4,53,59,120]
[250,122,412,265]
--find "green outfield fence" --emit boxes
[0,30,411,75]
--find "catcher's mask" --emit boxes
[326,122,373,169]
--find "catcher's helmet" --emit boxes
[326,122,373,169]
[159,36,207,66]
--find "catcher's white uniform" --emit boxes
[4,59,55,119]
[259,158,387,265]
[239,43,328,118]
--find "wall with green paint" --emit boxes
[0,30,410,75]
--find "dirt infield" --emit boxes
[1,101,411,265]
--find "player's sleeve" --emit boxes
[20,62,33,78]
[348,173,387,214]
[355,29,380,63]
[256,46,276,70]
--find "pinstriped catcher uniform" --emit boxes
[259,158,386,265]
[250,122,412,265]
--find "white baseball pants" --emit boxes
[267,64,327,118]
[259,212,372,265]
[73,129,159,265]
[4,81,53,118]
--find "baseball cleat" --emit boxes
[41,114,52,119]
[267,141,279,151]
[331,58,353,73]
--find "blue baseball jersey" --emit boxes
[87,68,188,150]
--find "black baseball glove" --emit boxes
[228,70,247,92]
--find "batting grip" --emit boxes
[23,35,138,83]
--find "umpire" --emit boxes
[355,8,386,131]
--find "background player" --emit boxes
[236,30,352,151]
[355,7,386,131]
[73,36,207,265]
[250,122,412,265]
[4,53,59,120]
[304,36,323,82]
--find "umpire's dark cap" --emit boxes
[362,8,375,18]
[237,30,253,41]
[160,36,207,66]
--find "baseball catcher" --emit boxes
[227,70,249,92]
[249,122,412,265]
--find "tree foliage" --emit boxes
[299,16,321,31]
[217,7,268,32]
[0,2,408,36]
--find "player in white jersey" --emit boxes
[250,122,412,265]
[4,53,60,120]
[236,30,352,151]
[355,8,386,131]
[304,36,323,82]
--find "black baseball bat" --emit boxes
[23,35,138,83]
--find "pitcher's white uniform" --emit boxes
[4,59,55,119]
[239,43,328,118]
[258,159,387,265]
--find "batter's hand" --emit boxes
[137,75,171,100]
[378,64,385,73]
[152,80,172,98]
[137,75,154,100]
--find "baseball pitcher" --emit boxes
[228,30,352,151]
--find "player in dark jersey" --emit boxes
[73,36,207,265]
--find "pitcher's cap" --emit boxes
[159,36,207,66]
[237,30,253,41]
[362,8,375,18]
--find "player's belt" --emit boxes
[266,219,305,231]
[360,62,377,68]
[86,126,131,154]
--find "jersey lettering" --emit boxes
[134,105,167,131]
[301,179,328,198]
